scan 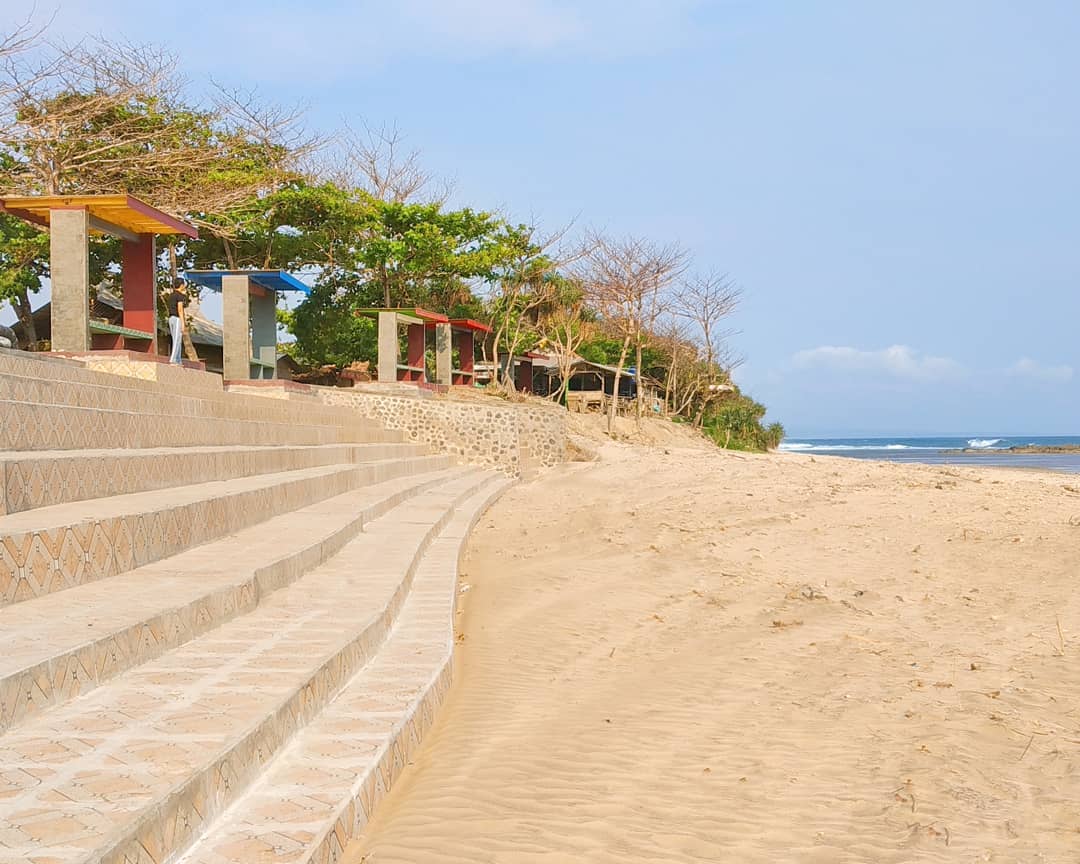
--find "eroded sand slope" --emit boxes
[350,441,1080,863]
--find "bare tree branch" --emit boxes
[579,233,689,431]
[315,121,451,203]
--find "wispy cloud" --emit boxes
[791,345,963,380]
[24,0,704,82]
[1008,357,1073,383]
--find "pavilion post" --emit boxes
[249,286,277,379]
[222,274,252,380]
[377,311,399,383]
[434,322,452,386]
[518,358,534,393]
[406,322,426,382]
[49,208,91,353]
[455,330,474,384]
[120,234,157,352]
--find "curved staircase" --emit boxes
[0,350,510,864]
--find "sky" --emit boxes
[4,0,1080,437]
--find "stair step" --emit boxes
[0,462,461,733]
[0,399,398,451]
[0,443,429,516]
[0,457,446,607]
[177,478,512,864]
[0,369,375,434]
[0,470,496,864]
[0,349,214,396]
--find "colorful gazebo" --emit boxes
[436,319,490,386]
[355,307,447,385]
[356,308,489,386]
[0,194,198,354]
[183,270,311,381]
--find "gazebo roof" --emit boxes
[447,318,493,334]
[354,307,450,324]
[0,194,198,239]
[183,270,312,295]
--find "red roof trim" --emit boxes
[449,318,493,333]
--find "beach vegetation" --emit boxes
[0,19,783,451]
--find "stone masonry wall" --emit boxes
[317,389,566,478]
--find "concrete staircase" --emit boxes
[0,350,510,864]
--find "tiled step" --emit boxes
[0,462,462,733]
[0,458,445,607]
[0,370,386,439]
[176,479,512,864]
[0,469,497,864]
[0,349,214,395]
[0,442,429,515]
[0,398,397,451]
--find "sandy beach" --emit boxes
[349,432,1080,863]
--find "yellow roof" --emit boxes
[0,194,198,238]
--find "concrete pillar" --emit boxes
[434,322,452,386]
[250,289,277,379]
[222,274,251,381]
[49,208,90,353]
[120,234,157,352]
[377,311,398,383]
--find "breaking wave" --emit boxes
[966,438,1004,449]
[778,443,933,452]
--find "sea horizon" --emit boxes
[778,435,1080,473]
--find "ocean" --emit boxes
[778,436,1080,473]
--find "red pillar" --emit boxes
[121,234,157,353]
[517,359,534,393]
[455,331,474,382]
[407,322,426,381]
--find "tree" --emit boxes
[355,198,504,309]
[672,271,742,424]
[483,221,589,393]
[0,34,314,347]
[581,234,687,433]
[319,121,451,204]
[286,267,381,367]
[0,207,47,345]
[537,276,593,403]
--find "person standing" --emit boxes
[166,278,188,365]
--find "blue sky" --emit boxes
[5,0,1079,436]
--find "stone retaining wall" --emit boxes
[317,388,566,477]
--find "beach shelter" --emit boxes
[0,195,198,353]
[355,307,450,385]
[429,318,491,386]
[183,270,311,381]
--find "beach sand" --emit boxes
[348,436,1080,862]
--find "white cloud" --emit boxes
[791,345,963,380]
[1008,357,1073,383]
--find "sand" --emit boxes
[348,434,1080,863]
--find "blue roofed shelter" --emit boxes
[183,270,310,381]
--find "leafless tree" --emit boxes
[1,39,183,196]
[581,234,688,432]
[0,34,315,346]
[657,318,693,416]
[537,277,593,403]
[672,271,742,423]
[0,11,48,66]
[317,121,451,204]
[485,219,587,393]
